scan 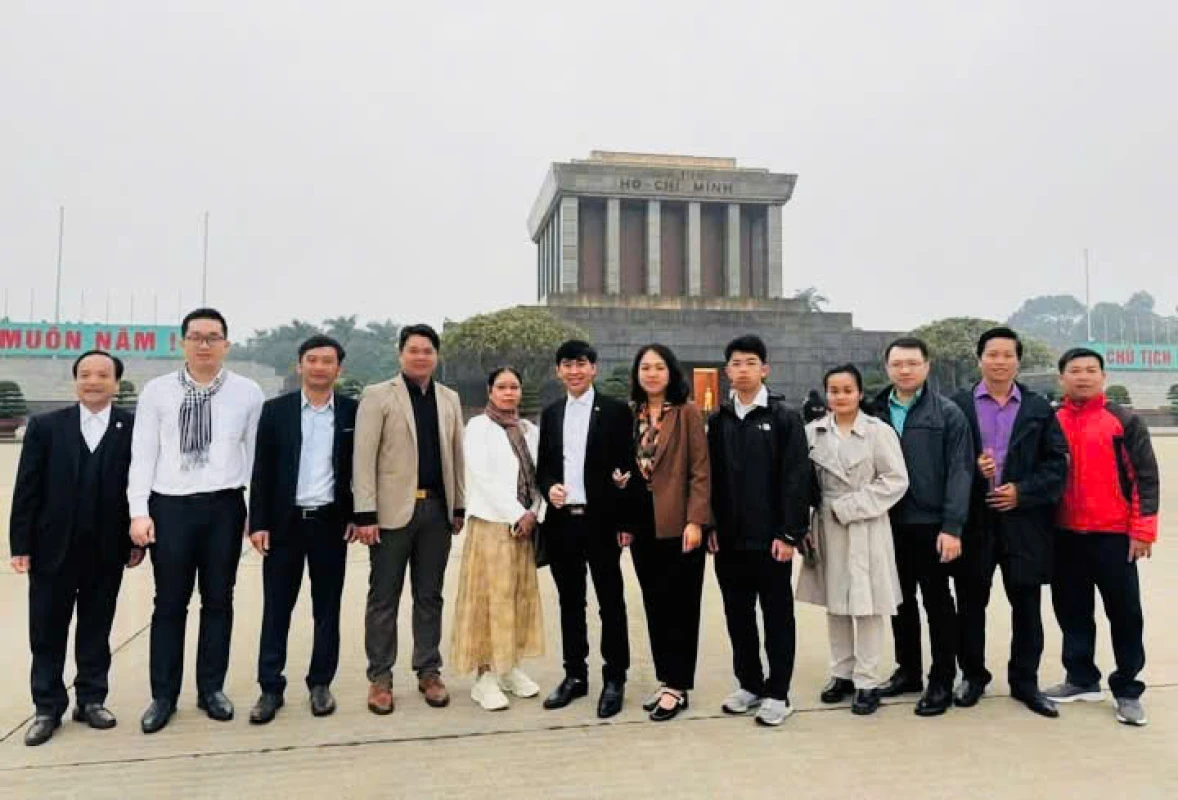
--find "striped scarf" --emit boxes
[178,368,227,470]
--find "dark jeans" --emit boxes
[1051,531,1146,699]
[257,510,348,695]
[547,510,630,684]
[148,490,246,702]
[29,547,123,717]
[891,523,958,687]
[365,498,451,683]
[714,547,796,701]
[631,532,706,691]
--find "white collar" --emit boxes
[733,385,768,412]
[80,404,112,424]
[566,387,595,408]
[302,391,334,411]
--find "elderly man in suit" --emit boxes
[353,324,465,714]
[10,350,144,746]
[247,335,358,724]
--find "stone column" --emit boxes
[646,200,661,295]
[687,201,702,297]
[767,203,783,298]
[559,196,579,294]
[725,203,741,297]
[605,197,621,294]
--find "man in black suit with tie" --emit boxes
[537,340,633,718]
[247,335,358,723]
[10,350,144,746]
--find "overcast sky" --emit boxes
[2,1,1175,338]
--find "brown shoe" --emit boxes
[418,673,451,708]
[367,682,394,715]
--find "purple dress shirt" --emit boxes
[974,382,1022,485]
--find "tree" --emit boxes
[599,365,631,401]
[115,380,138,410]
[0,380,28,419]
[1125,291,1155,316]
[792,286,829,313]
[911,317,1054,392]
[237,317,401,388]
[336,377,364,399]
[1107,385,1132,406]
[1167,383,1178,415]
[1006,294,1087,348]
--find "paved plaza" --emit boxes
[0,439,1175,799]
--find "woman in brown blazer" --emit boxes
[616,344,710,722]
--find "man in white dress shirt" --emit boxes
[128,308,264,734]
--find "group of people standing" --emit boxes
[9,309,1159,747]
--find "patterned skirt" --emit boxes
[449,516,545,675]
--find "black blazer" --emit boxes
[536,389,634,533]
[249,390,358,542]
[9,405,135,574]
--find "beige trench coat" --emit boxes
[797,412,910,616]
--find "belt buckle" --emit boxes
[415,489,428,501]
[300,507,316,520]
[568,505,586,517]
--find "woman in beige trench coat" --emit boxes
[798,364,909,716]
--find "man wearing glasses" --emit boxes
[128,308,265,733]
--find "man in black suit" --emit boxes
[537,340,633,718]
[9,350,144,746]
[247,335,358,723]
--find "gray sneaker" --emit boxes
[721,688,763,715]
[754,698,794,727]
[1115,697,1148,727]
[1043,681,1103,703]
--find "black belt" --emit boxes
[565,504,588,517]
[295,503,336,520]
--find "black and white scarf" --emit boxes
[178,368,227,470]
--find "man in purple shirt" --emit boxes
[951,327,1070,718]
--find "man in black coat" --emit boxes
[9,350,144,746]
[951,327,1069,718]
[867,336,973,717]
[247,336,358,723]
[536,340,633,718]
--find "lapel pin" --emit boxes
[115,421,123,429]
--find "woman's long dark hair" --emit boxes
[630,344,690,405]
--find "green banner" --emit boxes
[0,323,182,359]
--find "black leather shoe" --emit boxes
[954,679,987,708]
[649,691,688,722]
[543,677,589,710]
[141,699,176,734]
[310,686,336,717]
[820,677,855,704]
[249,692,284,725]
[914,684,953,717]
[1013,691,1060,719]
[597,680,625,719]
[851,689,881,716]
[24,715,60,746]
[197,691,235,722]
[73,703,117,729]
[878,668,923,699]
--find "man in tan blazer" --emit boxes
[352,324,465,714]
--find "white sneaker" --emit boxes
[498,668,540,699]
[722,688,763,715]
[754,698,795,727]
[472,673,510,711]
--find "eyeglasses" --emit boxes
[184,334,226,347]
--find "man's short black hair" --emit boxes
[554,339,598,365]
[398,324,440,352]
[298,335,346,363]
[885,336,929,361]
[181,307,228,338]
[1058,347,1104,373]
[976,326,1023,359]
[72,349,124,380]
[724,334,768,363]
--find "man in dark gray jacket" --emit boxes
[868,336,974,716]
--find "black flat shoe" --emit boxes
[914,684,953,717]
[24,715,60,746]
[851,689,881,716]
[197,691,234,722]
[878,668,923,699]
[954,680,987,708]
[820,677,855,704]
[543,677,588,710]
[310,685,336,717]
[73,703,117,730]
[1013,691,1059,719]
[597,680,625,719]
[141,699,176,734]
[249,692,284,725]
[649,691,689,722]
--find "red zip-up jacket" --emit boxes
[1056,394,1160,542]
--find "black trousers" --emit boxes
[714,548,796,701]
[891,523,958,687]
[631,532,706,691]
[257,510,348,695]
[28,547,124,718]
[1051,531,1146,699]
[547,511,630,683]
[148,490,246,702]
[955,540,1044,696]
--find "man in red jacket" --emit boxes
[1046,348,1159,726]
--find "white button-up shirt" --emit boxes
[296,392,335,507]
[733,385,769,421]
[80,403,112,452]
[562,387,594,505]
[127,369,265,518]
